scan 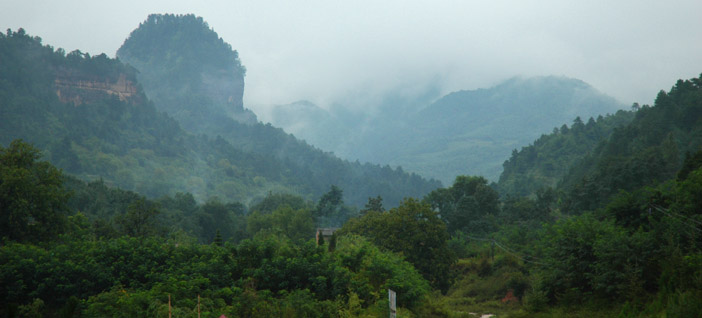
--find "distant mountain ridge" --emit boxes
[270,76,625,183]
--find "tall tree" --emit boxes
[0,140,70,241]
[116,198,160,237]
[341,198,456,293]
[424,175,499,234]
[360,195,385,215]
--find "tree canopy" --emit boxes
[0,140,70,242]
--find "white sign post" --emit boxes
[388,289,396,318]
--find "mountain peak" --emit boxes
[117,14,253,125]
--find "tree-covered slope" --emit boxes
[559,75,702,212]
[116,14,441,207]
[497,110,635,197]
[0,28,305,203]
[0,27,439,207]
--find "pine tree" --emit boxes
[213,229,223,246]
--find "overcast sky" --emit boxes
[3,0,702,117]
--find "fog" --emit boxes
[3,0,702,119]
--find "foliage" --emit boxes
[341,198,456,293]
[559,74,702,212]
[424,175,500,234]
[246,206,316,242]
[360,196,385,215]
[537,214,655,303]
[315,185,357,227]
[115,198,161,237]
[0,229,434,317]
[116,15,442,208]
[249,192,310,214]
[1,27,440,213]
[334,235,431,309]
[498,110,635,197]
[0,140,70,242]
[3,25,702,318]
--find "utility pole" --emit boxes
[491,240,495,261]
[168,294,172,318]
[388,289,396,318]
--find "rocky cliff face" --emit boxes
[55,72,141,105]
[200,68,254,122]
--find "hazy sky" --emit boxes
[3,0,701,116]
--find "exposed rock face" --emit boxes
[200,68,253,122]
[55,73,140,105]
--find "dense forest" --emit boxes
[1,17,701,318]
[498,110,636,197]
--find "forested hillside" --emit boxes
[559,77,702,212]
[0,27,440,208]
[498,109,635,197]
[501,75,702,211]
[116,14,440,207]
[0,140,441,317]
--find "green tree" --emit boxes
[315,185,343,218]
[677,150,702,181]
[0,140,70,241]
[213,229,223,246]
[246,206,316,242]
[196,198,246,243]
[250,192,308,215]
[341,198,456,292]
[315,185,356,227]
[359,195,384,215]
[425,175,499,234]
[116,198,160,237]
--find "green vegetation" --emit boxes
[117,14,252,128]
[0,27,440,208]
[498,111,635,197]
[1,21,701,318]
[341,198,456,293]
[0,141,440,317]
[0,140,70,242]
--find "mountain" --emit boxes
[115,14,441,207]
[268,82,442,158]
[116,14,256,128]
[0,28,294,203]
[269,76,625,183]
[0,27,440,208]
[115,14,443,207]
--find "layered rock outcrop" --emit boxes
[55,73,140,105]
